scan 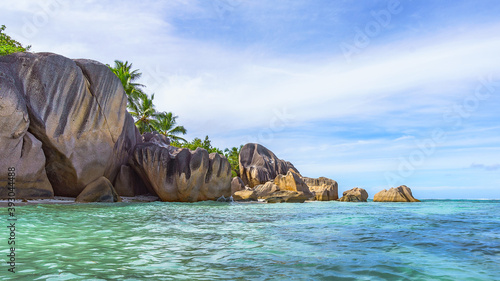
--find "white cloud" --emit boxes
[2,0,500,197]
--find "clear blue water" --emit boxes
[1,200,499,280]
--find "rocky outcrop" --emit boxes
[338,187,368,202]
[232,181,310,203]
[373,185,420,202]
[129,143,232,202]
[233,189,258,201]
[113,164,149,197]
[302,177,338,201]
[239,143,300,187]
[253,182,280,198]
[274,170,311,194]
[231,177,245,195]
[75,176,121,203]
[0,52,139,199]
[264,191,310,203]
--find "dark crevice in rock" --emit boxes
[205,157,213,183]
[27,117,77,197]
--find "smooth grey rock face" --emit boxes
[0,61,53,198]
[129,143,232,202]
[239,143,300,187]
[0,52,139,198]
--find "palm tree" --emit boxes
[152,112,187,142]
[129,93,157,133]
[108,60,145,109]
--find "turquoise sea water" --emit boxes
[1,200,499,280]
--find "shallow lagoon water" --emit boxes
[1,200,499,280]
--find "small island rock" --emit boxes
[302,177,338,201]
[338,187,368,202]
[373,185,420,202]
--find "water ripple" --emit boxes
[0,200,499,280]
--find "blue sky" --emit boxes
[1,0,500,198]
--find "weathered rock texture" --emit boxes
[113,164,149,197]
[264,191,310,203]
[338,187,368,202]
[239,143,300,187]
[0,52,139,199]
[233,189,258,201]
[253,182,280,198]
[302,177,338,201]
[373,185,420,202]
[274,170,311,194]
[129,143,232,202]
[231,177,245,195]
[75,176,121,203]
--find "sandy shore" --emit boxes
[0,195,160,207]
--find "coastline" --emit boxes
[0,195,160,207]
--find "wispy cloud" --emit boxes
[1,0,500,198]
[470,163,500,171]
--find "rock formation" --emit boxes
[274,170,311,194]
[0,52,139,199]
[302,177,338,201]
[338,187,368,202]
[75,177,121,203]
[373,185,420,202]
[239,143,299,187]
[233,189,258,201]
[264,191,310,203]
[252,182,281,198]
[231,177,246,195]
[129,143,232,202]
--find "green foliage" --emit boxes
[107,60,146,111]
[151,112,187,143]
[108,58,243,176]
[0,25,31,56]
[171,136,224,155]
[224,145,243,177]
[108,59,187,141]
[129,93,157,133]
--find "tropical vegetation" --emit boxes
[1,24,244,178]
[0,25,31,56]
[107,61,188,142]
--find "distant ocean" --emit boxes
[2,200,499,280]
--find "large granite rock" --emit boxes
[253,182,280,198]
[0,52,139,198]
[264,191,310,203]
[373,185,420,202]
[338,187,368,202]
[75,176,121,203]
[233,189,258,201]
[231,177,245,195]
[113,164,149,197]
[302,176,338,201]
[274,170,309,192]
[129,143,232,202]
[239,143,300,187]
